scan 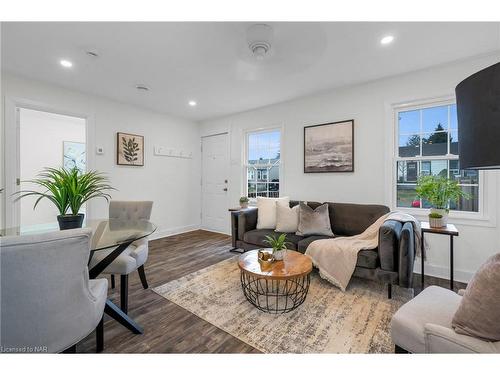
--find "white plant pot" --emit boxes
[240,202,249,209]
[429,208,448,228]
[273,249,286,261]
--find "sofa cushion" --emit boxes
[297,235,334,253]
[327,202,389,236]
[452,252,500,341]
[296,202,334,236]
[243,229,303,250]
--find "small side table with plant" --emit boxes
[415,175,464,291]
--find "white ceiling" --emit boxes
[2,22,499,121]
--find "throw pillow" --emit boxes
[296,202,334,237]
[275,201,299,233]
[451,252,500,341]
[256,196,290,230]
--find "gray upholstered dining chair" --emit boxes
[89,201,153,314]
[0,228,107,353]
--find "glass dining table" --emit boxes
[0,219,157,335]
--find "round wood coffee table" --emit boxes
[238,249,313,314]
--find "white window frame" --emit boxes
[389,96,496,226]
[243,126,283,202]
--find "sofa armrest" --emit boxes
[378,220,402,272]
[398,221,415,288]
[424,323,500,353]
[378,220,416,288]
[237,208,258,241]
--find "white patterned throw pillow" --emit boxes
[256,196,290,230]
[275,201,299,233]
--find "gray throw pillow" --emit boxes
[451,252,500,341]
[296,202,334,237]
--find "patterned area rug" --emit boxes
[153,257,413,353]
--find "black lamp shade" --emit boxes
[456,62,500,169]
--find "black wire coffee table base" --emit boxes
[240,271,311,314]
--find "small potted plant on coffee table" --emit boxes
[15,167,115,230]
[239,196,249,209]
[415,175,469,228]
[263,233,291,261]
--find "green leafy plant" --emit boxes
[122,136,139,163]
[415,175,469,210]
[15,167,115,216]
[263,233,291,253]
[429,212,443,219]
[239,196,249,203]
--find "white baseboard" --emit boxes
[413,261,474,283]
[199,227,231,236]
[148,224,201,241]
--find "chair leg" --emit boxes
[96,316,104,353]
[120,274,128,314]
[111,274,115,289]
[62,344,76,353]
[387,283,392,299]
[395,345,409,354]
[137,265,149,289]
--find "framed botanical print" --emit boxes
[117,132,144,166]
[304,120,354,173]
[63,141,86,173]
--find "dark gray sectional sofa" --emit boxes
[231,200,416,298]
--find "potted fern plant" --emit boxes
[415,175,469,228]
[263,233,291,261]
[15,167,114,230]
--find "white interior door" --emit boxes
[201,133,230,234]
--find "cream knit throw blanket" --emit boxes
[305,212,424,291]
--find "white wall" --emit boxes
[200,52,500,283]
[19,108,86,227]
[2,73,201,238]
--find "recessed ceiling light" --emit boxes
[135,84,150,91]
[60,59,73,68]
[188,100,197,107]
[380,35,394,45]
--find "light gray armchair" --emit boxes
[0,228,107,353]
[391,285,500,353]
[89,201,153,314]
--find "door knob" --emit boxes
[223,188,228,192]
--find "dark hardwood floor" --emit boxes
[79,230,260,353]
[78,229,465,353]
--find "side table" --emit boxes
[420,221,459,291]
[228,207,255,254]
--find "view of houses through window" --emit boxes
[396,102,479,212]
[246,129,281,198]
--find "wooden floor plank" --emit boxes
[78,229,465,353]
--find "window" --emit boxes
[395,102,479,212]
[245,129,281,198]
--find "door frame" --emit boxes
[200,131,230,234]
[3,96,95,228]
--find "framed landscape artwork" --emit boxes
[117,132,144,166]
[304,120,354,173]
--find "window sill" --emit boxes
[394,207,496,228]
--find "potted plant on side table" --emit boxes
[263,233,291,261]
[415,175,469,228]
[239,196,249,209]
[15,167,114,230]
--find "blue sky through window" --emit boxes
[248,130,280,162]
